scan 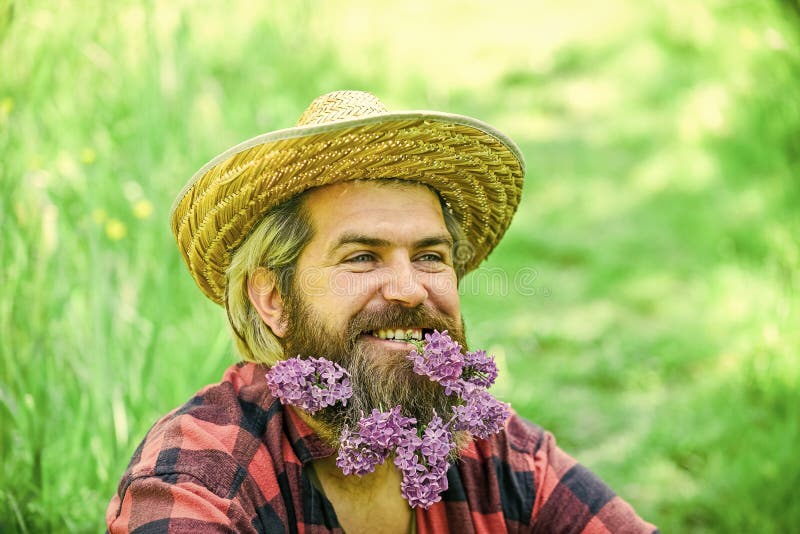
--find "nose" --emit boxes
[380,257,428,307]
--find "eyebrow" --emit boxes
[330,232,454,255]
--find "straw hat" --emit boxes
[171,90,525,305]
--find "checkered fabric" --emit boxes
[106,362,658,533]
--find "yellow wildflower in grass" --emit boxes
[80,147,97,165]
[41,203,59,259]
[0,96,12,115]
[105,218,127,240]
[92,208,107,224]
[0,97,12,127]
[133,199,153,219]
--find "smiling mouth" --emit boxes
[364,328,429,342]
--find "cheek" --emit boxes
[294,266,327,298]
[424,273,460,315]
[328,271,381,299]
[295,268,377,300]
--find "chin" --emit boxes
[355,336,412,361]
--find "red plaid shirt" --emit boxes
[107,362,657,533]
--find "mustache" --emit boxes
[345,304,456,342]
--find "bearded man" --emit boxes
[106,91,657,533]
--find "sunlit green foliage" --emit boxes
[1,1,798,531]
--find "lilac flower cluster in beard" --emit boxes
[408,332,502,395]
[395,413,453,508]
[407,330,464,395]
[462,349,499,389]
[409,331,509,438]
[338,331,509,509]
[451,383,511,439]
[336,406,416,476]
[339,407,455,509]
[266,356,352,414]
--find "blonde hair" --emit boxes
[225,180,468,364]
[225,194,312,364]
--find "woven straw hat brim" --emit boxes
[171,110,525,305]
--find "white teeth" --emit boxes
[370,328,423,341]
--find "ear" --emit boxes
[247,267,287,338]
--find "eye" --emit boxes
[344,252,376,263]
[415,252,444,263]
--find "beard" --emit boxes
[280,293,468,441]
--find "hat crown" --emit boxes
[295,90,388,126]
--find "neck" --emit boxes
[312,454,413,534]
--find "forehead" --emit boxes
[302,181,447,237]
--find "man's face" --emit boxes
[279,181,466,430]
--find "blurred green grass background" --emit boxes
[1,0,799,531]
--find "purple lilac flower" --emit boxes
[336,425,388,476]
[451,384,511,440]
[418,413,453,468]
[461,349,498,388]
[357,406,417,451]
[400,464,450,509]
[337,406,418,476]
[407,330,464,394]
[393,433,423,474]
[266,356,352,413]
[393,413,453,509]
